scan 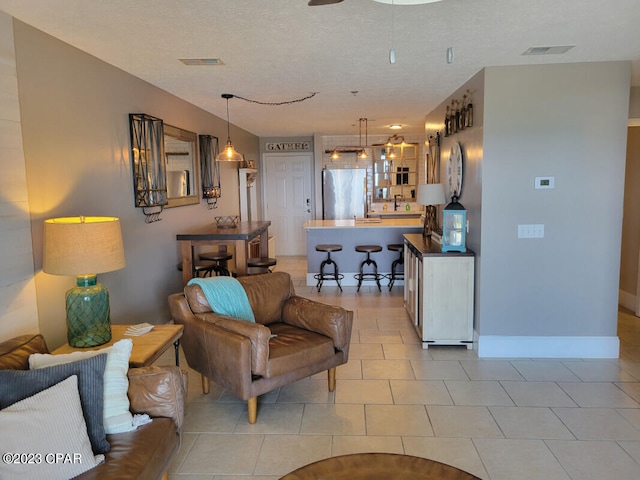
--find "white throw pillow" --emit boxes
[0,375,104,479]
[29,338,136,434]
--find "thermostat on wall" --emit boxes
[535,176,554,189]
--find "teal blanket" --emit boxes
[187,277,255,322]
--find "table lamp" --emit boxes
[43,216,126,347]
[417,183,446,237]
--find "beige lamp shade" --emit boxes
[43,216,126,276]
[417,183,446,206]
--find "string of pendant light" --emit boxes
[229,92,319,106]
[215,92,319,163]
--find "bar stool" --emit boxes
[247,257,277,274]
[314,244,343,292]
[198,252,233,276]
[387,244,404,290]
[354,245,382,292]
[176,261,218,278]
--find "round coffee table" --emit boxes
[281,453,481,479]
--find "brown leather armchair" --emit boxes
[168,271,353,423]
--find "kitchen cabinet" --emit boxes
[403,234,474,349]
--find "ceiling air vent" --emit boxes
[179,58,224,66]
[522,46,574,56]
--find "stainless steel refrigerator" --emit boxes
[322,168,367,220]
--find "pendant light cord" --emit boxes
[225,97,231,141]
[221,93,233,142]
[229,92,318,106]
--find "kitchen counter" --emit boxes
[367,210,423,219]
[304,218,423,288]
[304,218,423,229]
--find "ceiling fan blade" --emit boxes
[308,0,344,5]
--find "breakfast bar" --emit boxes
[304,218,423,287]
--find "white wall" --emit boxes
[479,62,630,357]
[3,18,259,348]
[0,11,39,340]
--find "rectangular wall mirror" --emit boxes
[372,143,418,202]
[164,124,200,208]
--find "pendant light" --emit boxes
[216,93,243,162]
[357,118,370,160]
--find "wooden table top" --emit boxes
[176,220,271,241]
[281,453,481,480]
[53,324,183,368]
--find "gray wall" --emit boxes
[619,87,640,309]
[481,62,629,342]
[619,127,640,307]
[0,12,39,340]
[425,70,485,331]
[426,62,630,357]
[5,19,259,348]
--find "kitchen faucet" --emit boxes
[394,195,402,211]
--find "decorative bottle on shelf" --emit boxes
[450,100,458,135]
[465,89,473,128]
[444,106,450,137]
[460,96,467,131]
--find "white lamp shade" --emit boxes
[417,183,446,206]
[43,216,126,275]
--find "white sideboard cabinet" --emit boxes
[403,234,474,349]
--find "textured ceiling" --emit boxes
[1,0,638,137]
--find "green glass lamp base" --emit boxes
[65,274,112,348]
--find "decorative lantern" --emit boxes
[442,198,467,253]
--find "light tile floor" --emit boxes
[165,256,640,480]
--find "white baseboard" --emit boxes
[619,289,637,312]
[477,335,620,358]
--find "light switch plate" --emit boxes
[518,224,544,238]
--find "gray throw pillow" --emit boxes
[0,353,109,454]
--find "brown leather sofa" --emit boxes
[168,271,353,423]
[0,333,185,480]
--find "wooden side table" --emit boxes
[53,324,184,368]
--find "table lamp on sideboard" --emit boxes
[43,216,126,348]
[417,183,446,238]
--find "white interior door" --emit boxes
[263,153,313,256]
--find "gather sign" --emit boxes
[265,142,311,151]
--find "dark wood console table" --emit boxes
[177,220,271,285]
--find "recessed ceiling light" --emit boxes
[390,124,403,130]
[522,46,574,56]
[179,58,225,66]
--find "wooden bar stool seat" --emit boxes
[247,257,277,274]
[176,261,218,278]
[314,244,343,292]
[387,244,404,290]
[354,245,382,292]
[198,252,233,276]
